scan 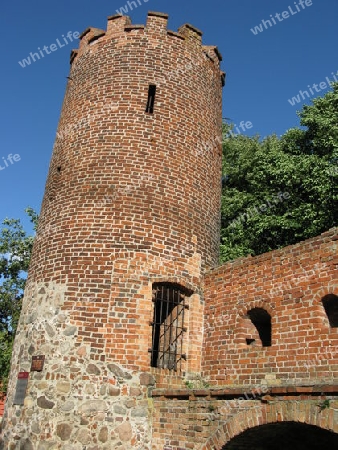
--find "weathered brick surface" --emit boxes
[149,228,338,448]
[1,11,223,449]
[0,397,4,420]
[151,391,338,449]
[202,228,338,387]
[1,9,337,450]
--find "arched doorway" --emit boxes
[223,422,338,449]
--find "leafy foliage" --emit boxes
[0,208,37,394]
[221,83,338,262]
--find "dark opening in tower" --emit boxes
[145,84,156,114]
[150,283,191,371]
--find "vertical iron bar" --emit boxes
[170,286,175,369]
[174,288,179,371]
[159,284,164,368]
[180,293,186,372]
[151,289,155,367]
[168,285,172,369]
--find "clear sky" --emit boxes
[0,0,337,232]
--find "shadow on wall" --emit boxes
[237,308,272,348]
[223,421,338,449]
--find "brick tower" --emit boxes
[1,12,224,449]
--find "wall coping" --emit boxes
[151,384,338,398]
[207,226,338,275]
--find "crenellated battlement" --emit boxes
[78,27,106,48]
[70,11,223,77]
[178,23,203,43]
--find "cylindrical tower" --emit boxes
[1,12,224,449]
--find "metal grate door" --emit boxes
[150,283,188,371]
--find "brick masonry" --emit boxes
[152,391,338,449]
[0,11,224,450]
[203,227,338,387]
[150,228,338,449]
[1,10,338,450]
[0,398,4,421]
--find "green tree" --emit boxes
[0,208,37,394]
[221,83,338,263]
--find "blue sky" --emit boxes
[0,0,337,232]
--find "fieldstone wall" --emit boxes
[1,281,155,449]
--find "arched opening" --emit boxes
[247,307,271,347]
[321,293,338,327]
[223,422,338,449]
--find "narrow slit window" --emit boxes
[145,84,156,114]
[150,283,191,372]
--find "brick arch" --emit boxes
[312,283,338,331]
[150,277,196,295]
[237,299,275,319]
[234,315,261,347]
[313,283,338,308]
[235,301,275,347]
[201,401,337,450]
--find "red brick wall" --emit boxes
[0,396,5,417]
[151,390,338,449]
[203,227,338,386]
[24,12,223,374]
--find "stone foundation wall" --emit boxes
[1,281,155,449]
